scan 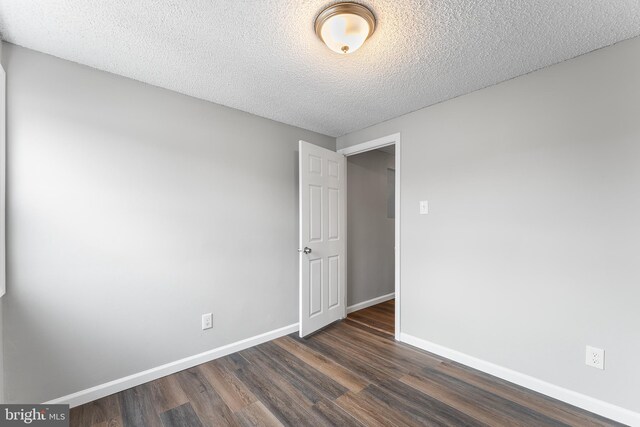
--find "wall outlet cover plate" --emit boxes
[585,345,604,370]
[202,313,213,330]
[420,200,429,215]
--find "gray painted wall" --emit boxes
[338,36,640,412]
[0,305,3,403]
[1,42,334,403]
[347,149,395,306]
[0,40,5,299]
[0,40,5,404]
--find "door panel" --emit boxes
[309,154,323,175]
[309,258,323,317]
[328,256,340,308]
[328,159,339,178]
[328,188,339,240]
[299,141,346,337]
[309,185,323,242]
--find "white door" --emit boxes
[299,140,346,337]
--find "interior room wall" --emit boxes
[1,42,335,404]
[347,149,395,306]
[0,40,5,299]
[0,40,5,404]
[337,36,640,414]
[0,305,3,403]
[0,304,3,404]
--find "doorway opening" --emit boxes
[338,133,401,340]
[297,135,400,339]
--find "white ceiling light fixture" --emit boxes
[315,2,376,55]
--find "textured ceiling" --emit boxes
[1,1,639,137]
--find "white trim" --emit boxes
[340,133,402,341]
[337,133,400,156]
[399,333,640,426]
[342,146,349,321]
[45,323,299,408]
[347,292,395,314]
[394,136,401,341]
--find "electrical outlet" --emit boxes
[585,345,604,370]
[201,313,213,330]
[420,200,429,215]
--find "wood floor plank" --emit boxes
[432,361,621,427]
[364,379,488,427]
[255,341,347,400]
[119,383,163,427]
[70,400,106,426]
[240,346,326,406]
[199,360,257,413]
[159,403,203,427]
[273,336,368,392]
[234,349,330,426]
[148,375,189,414]
[72,299,622,427]
[174,368,239,426]
[346,316,394,336]
[235,401,283,427]
[415,366,570,426]
[311,399,365,427]
[312,328,411,378]
[348,304,395,335]
[324,320,443,372]
[342,317,395,340]
[354,306,394,321]
[94,394,123,427]
[348,387,432,427]
[401,373,541,427]
[216,352,250,372]
[291,332,396,384]
[71,394,123,427]
[334,391,402,427]
[233,363,322,425]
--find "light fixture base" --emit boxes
[315,3,376,54]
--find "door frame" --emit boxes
[338,133,401,340]
[298,141,347,337]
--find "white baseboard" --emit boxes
[45,323,299,408]
[399,333,640,426]
[347,292,395,314]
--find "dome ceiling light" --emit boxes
[315,3,376,54]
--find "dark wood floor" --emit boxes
[71,300,622,426]
[346,299,394,337]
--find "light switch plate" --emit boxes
[420,200,429,215]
